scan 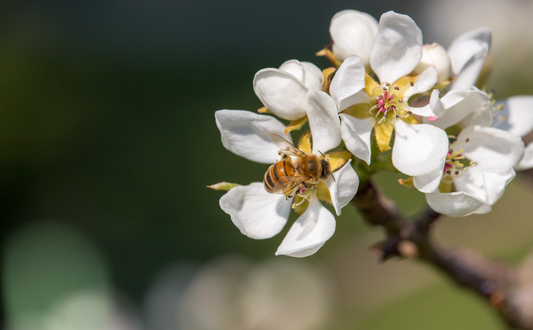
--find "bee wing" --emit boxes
[272,175,311,195]
[269,133,305,157]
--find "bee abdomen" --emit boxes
[263,161,295,194]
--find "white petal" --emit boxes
[515,142,533,171]
[276,198,336,258]
[253,68,308,120]
[454,166,515,206]
[448,27,491,90]
[329,55,366,110]
[409,89,444,118]
[324,160,359,216]
[402,66,438,100]
[339,114,374,165]
[453,165,486,202]
[413,167,444,193]
[330,9,378,65]
[482,169,515,205]
[460,104,494,128]
[492,96,533,137]
[215,110,292,164]
[370,11,422,84]
[279,60,324,91]
[392,120,449,176]
[219,182,292,239]
[425,191,491,217]
[307,88,342,154]
[454,125,525,172]
[424,87,492,130]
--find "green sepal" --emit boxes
[207,182,240,191]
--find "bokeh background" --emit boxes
[2,0,533,329]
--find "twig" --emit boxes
[351,179,533,329]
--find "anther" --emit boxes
[410,82,414,86]
[465,138,470,143]
[394,86,399,90]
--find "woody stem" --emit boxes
[350,178,532,329]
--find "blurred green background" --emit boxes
[1,1,533,329]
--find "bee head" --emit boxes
[320,158,331,180]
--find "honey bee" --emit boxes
[264,133,332,196]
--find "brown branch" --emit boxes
[351,179,533,329]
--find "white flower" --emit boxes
[326,11,448,192]
[253,59,324,121]
[415,87,495,192]
[447,27,492,90]
[426,87,533,171]
[414,42,452,82]
[215,99,358,257]
[329,9,379,66]
[426,125,524,217]
[431,28,533,172]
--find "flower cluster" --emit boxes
[210,10,533,257]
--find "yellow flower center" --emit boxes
[368,82,413,124]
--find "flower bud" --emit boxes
[279,60,323,90]
[329,10,378,67]
[414,42,452,82]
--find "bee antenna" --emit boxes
[332,174,336,182]
[318,150,326,158]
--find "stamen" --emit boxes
[441,148,476,184]
[292,197,309,209]
[398,83,411,97]
[368,81,412,124]
[371,86,382,96]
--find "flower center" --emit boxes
[442,148,475,183]
[291,185,316,209]
[368,82,412,124]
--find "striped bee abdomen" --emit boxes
[263,160,295,193]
